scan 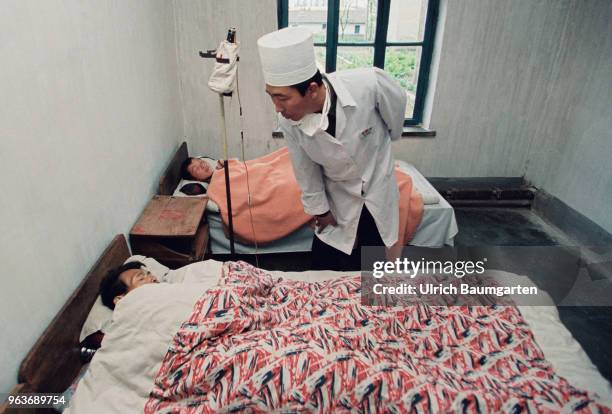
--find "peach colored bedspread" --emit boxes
[389,168,424,258]
[207,148,311,245]
[207,147,423,248]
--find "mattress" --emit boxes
[209,161,458,254]
[65,261,611,413]
[208,212,314,254]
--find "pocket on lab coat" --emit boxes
[323,149,360,181]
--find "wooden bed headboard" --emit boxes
[158,141,188,195]
[3,235,131,411]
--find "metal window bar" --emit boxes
[325,0,340,73]
[277,0,288,29]
[410,0,439,126]
[373,0,391,69]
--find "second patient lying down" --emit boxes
[175,148,424,257]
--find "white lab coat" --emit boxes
[280,67,407,254]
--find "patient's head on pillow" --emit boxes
[181,157,213,182]
[180,182,206,196]
[100,261,158,309]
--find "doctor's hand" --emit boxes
[314,211,337,233]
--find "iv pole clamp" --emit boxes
[199,28,238,258]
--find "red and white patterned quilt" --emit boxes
[145,261,609,413]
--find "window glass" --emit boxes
[338,0,377,43]
[315,46,327,72]
[387,0,427,42]
[384,46,421,118]
[336,46,374,71]
[288,0,328,43]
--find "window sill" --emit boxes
[401,126,436,138]
[272,126,436,139]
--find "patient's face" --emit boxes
[187,159,213,181]
[119,268,158,292]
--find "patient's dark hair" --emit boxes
[180,157,196,180]
[291,70,323,96]
[100,261,145,310]
[180,182,206,196]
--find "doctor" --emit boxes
[257,27,407,270]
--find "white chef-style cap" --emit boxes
[257,27,317,86]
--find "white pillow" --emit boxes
[78,256,170,342]
[79,296,113,343]
[172,179,220,213]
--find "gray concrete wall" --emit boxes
[0,0,182,393]
[393,0,612,233]
[522,1,612,234]
[395,0,572,177]
[173,0,283,160]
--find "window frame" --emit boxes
[277,0,439,126]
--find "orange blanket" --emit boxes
[389,168,424,258]
[207,147,423,248]
[207,148,311,245]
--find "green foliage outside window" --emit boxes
[336,48,417,92]
[385,49,417,92]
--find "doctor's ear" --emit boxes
[307,82,320,96]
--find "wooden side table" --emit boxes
[129,196,209,269]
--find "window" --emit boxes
[278,0,439,126]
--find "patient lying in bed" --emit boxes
[179,148,424,250]
[67,260,612,413]
[100,261,159,309]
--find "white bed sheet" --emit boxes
[67,261,611,413]
[395,160,458,247]
[209,161,458,254]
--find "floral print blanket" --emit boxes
[145,261,609,413]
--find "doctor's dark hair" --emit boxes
[180,157,196,180]
[100,261,145,310]
[290,70,323,96]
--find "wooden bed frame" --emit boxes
[1,235,131,414]
[158,141,188,196]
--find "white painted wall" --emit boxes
[0,1,182,393]
[393,0,612,232]
[173,0,283,160]
[394,0,573,177]
[522,1,612,234]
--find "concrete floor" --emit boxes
[453,207,570,246]
[453,207,612,383]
